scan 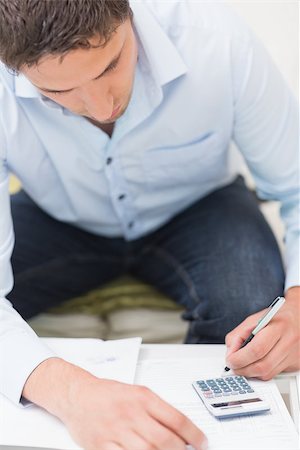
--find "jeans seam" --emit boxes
[146,246,201,306]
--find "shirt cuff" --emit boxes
[0,330,57,407]
[284,242,300,292]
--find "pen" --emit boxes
[224,296,285,372]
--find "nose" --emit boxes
[80,83,113,122]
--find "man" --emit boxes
[0,0,299,449]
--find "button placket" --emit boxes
[104,144,138,238]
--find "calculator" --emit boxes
[192,376,270,418]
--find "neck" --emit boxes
[87,118,115,137]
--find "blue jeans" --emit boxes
[7,176,285,343]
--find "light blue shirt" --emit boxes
[0,1,298,405]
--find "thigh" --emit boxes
[7,191,125,319]
[132,177,285,343]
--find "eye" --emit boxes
[107,59,119,72]
[40,89,67,96]
[95,59,119,80]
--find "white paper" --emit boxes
[135,358,300,450]
[0,337,142,450]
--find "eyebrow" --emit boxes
[35,49,123,94]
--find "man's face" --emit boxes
[22,19,137,124]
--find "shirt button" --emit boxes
[106,157,113,165]
[118,194,126,201]
[128,221,134,229]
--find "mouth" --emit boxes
[110,104,121,119]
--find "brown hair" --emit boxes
[0,0,132,72]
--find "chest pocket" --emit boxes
[142,132,225,189]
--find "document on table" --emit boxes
[0,337,142,450]
[135,357,300,450]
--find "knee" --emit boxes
[184,281,284,344]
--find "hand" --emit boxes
[225,287,300,380]
[63,377,207,450]
[23,358,207,450]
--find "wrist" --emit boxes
[285,286,300,304]
[22,357,96,420]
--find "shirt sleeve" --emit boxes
[231,30,299,292]
[0,97,56,407]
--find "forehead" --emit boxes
[22,20,130,90]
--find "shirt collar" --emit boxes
[131,1,187,86]
[14,72,41,99]
[14,1,187,99]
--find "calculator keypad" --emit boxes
[196,376,254,398]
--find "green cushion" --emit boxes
[48,276,182,316]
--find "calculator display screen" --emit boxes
[211,398,262,408]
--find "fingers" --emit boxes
[232,335,288,380]
[145,389,207,450]
[120,430,156,450]
[102,443,123,450]
[135,414,187,450]
[226,324,280,370]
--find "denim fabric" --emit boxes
[8,176,285,343]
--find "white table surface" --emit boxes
[139,344,300,432]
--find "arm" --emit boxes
[0,117,57,405]
[225,28,299,378]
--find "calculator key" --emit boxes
[239,390,246,394]
[201,387,210,391]
[214,393,223,397]
[246,389,254,393]
[231,391,238,395]
[223,392,231,396]
[232,387,240,391]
